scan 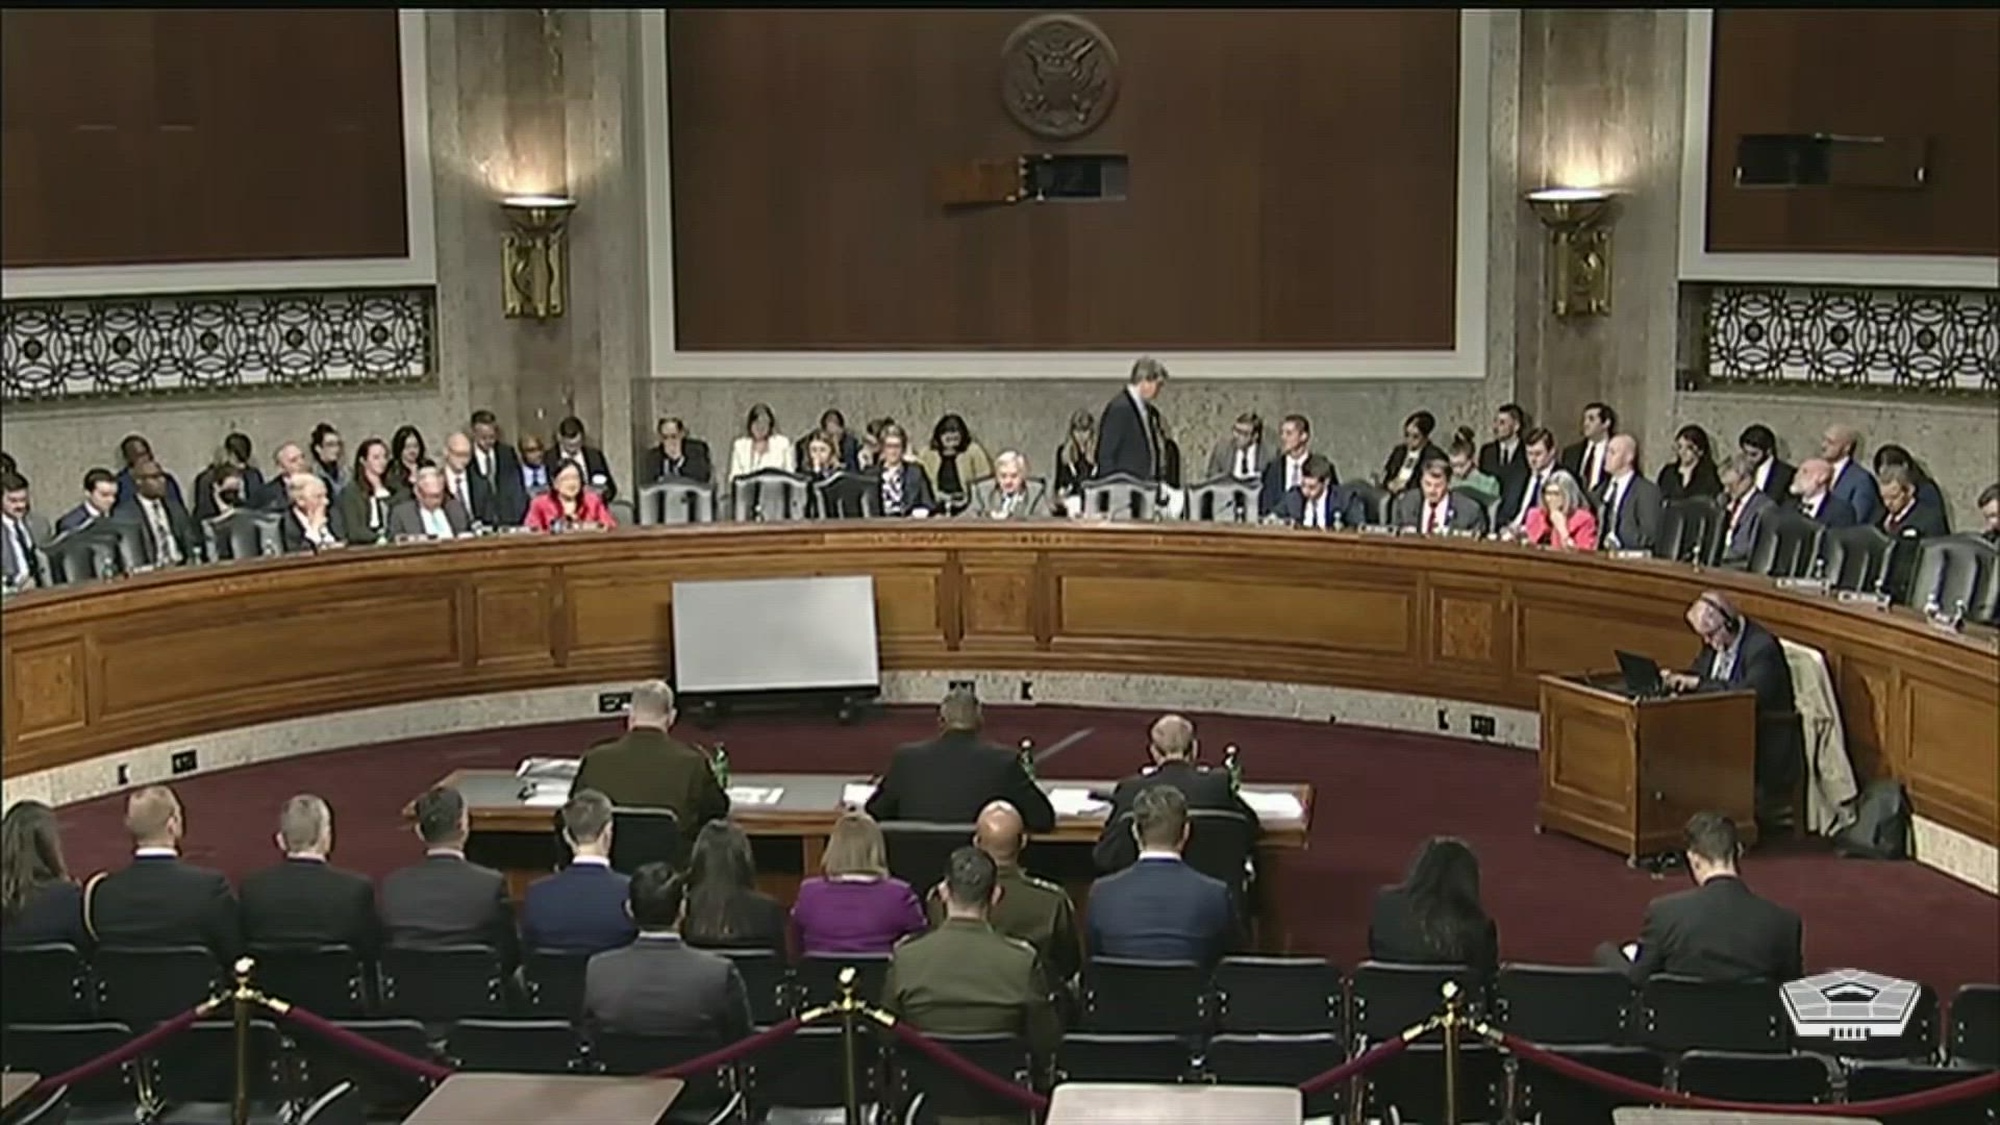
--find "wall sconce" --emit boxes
[1525,188,1616,318]
[500,195,577,320]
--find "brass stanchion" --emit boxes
[1438,980,1464,1125]
[835,966,862,1125]
[230,956,255,1125]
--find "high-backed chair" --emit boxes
[1,942,95,1022]
[1818,524,1896,592]
[205,510,282,561]
[1183,808,1257,910]
[250,945,371,1018]
[1186,476,1260,523]
[1636,975,1788,1053]
[45,527,119,585]
[1349,961,1479,1045]
[93,946,222,1026]
[1656,498,1725,565]
[1211,956,1343,1034]
[609,807,684,875]
[1904,534,1996,617]
[1949,983,2000,1067]
[891,1033,1034,1123]
[1079,958,1209,1035]
[878,822,975,894]
[1512,1044,1662,1125]
[1674,1049,1833,1104]
[640,480,717,525]
[810,471,880,519]
[1079,473,1157,521]
[1493,963,1634,1045]
[1450,486,1497,536]
[730,469,811,522]
[1343,482,1390,527]
[374,946,508,1022]
[1746,508,1826,578]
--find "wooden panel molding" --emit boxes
[4,526,1994,846]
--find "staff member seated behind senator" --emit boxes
[570,680,731,842]
[866,687,1055,832]
[1086,786,1239,965]
[1091,714,1259,873]
[1595,812,1803,984]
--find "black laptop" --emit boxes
[1614,650,1667,698]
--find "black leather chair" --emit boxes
[446,1018,583,1073]
[730,469,811,522]
[3,1083,71,1125]
[1674,1049,1833,1104]
[741,1024,872,1122]
[878,822,975,894]
[1186,476,1260,523]
[1822,981,1941,1062]
[147,1018,286,1110]
[1450,486,1497,536]
[1655,498,1725,565]
[1493,963,1634,1045]
[891,1033,1034,1123]
[1512,1044,1663,1125]
[1349,961,1479,1045]
[1055,1032,1193,1084]
[1845,1060,1999,1125]
[1344,482,1390,526]
[92,947,221,1027]
[204,510,280,561]
[250,945,371,1018]
[1,942,95,1023]
[1905,535,1997,617]
[1211,955,1343,1034]
[44,527,119,586]
[521,950,592,1018]
[1204,1032,1345,1120]
[1746,508,1826,579]
[1820,524,1897,592]
[713,949,794,1027]
[290,1019,436,1120]
[294,1081,365,1125]
[374,946,508,1023]
[1637,975,1788,1053]
[1079,958,1209,1035]
[638,480,716,525]
[0,1022,140,1112]
[1182,809,1257,910]
[1364,1042,1506,1125]
[809,471,881,519]
[1950,983,2000,1067]
[1078,472,1157,521]
[609,807,684,875]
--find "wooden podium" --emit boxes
[1537,674,1759,861]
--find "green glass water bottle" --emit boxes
[712,742,731,788]
[1223,743,1242,792]
[1018,737,1037,781]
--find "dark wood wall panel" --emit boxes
[0,10,409,268]
[668,10,1461,351]
[1707,10,2000,257]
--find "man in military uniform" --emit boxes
[885,847,1061,1099]
[569,680,729,842]
[1091,713,1259,872]
[924,801,1080,992]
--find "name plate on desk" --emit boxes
[1608,549,1651,561]
[1358,525,1398,536]
[1775,578,1830,596]
[1837,590,1891,610]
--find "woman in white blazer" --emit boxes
[728,403,794,484]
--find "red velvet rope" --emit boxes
[884,1021,1052,1112]
[1296,1034,1412,1095]
[650,1016,806,1079]
[274,1004,456,1083]
[1500,1031,2000,1116]
[26,1004,212,1097]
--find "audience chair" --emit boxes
[1182,809,1257,910]
[796,953,891,1010]
[1950,983,2000,1067]
[1674,1049,1833,1104]
[1363,1042,1506,1125]
[250,945,371,1019]
[713,949,794,1027]
[639,479,718,525]
[1,942,95,1023]
[1078,473,1157,521]
[878,822,976,894]
[520,950,592,1019]
[446,1018,582,1073]
[1820,524,1897,593]
[731,469,812,522]
[293,1081,365,1125]
[1656,498,1725,565]
[146,1018,286,1115]
[1348,961,1479,1046]
[593,1032,746,1125]
[1344,482,1390,526]
[1079,958,1209,1035]
[610,807,685,875]
[204,511,281,562]
[0,1022,140,1114]
[1204,1032,1345,1121]
[810,471,881,519]
[1211,955,1343,1034]
[1637,975,1788,1054]
[1746,508,1826,579]
[1493,963,1635,1045]
[1818,982,1941,1063]
[374,946,508,1023]
[740,1024,870,1124]
[890,1033,1033,1124]
[1511,1044,1663,1125]
[292,1019,436,1120]
[1905,535,1997,617]
[1186,476,1260,523]
[1845,1060,1999,1125]
[92,947,222,1027]
[1054,1032,1194,1085]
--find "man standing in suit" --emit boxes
[1504,428,1561,531]
[1877,465,1947,541]
[55,468,121,535]
[1559,402,1617,495]
[240,794,379,952]
[387,467,473,540]
[867,687,1055,832]
[964,450,1049,520]
[522,790,637,954]
[1786,459,1858,528]
[1,472,51,589]
[113,459,200,567]
[886,847,1060,1063]
[1595,435,1662,552]
[259,443,313,511]
[1086,786,1239,964]
[1478,403,1531,522]
[87,786,240,959]
[554,415,618,503]
[113,434,187,510]
[1206,413,1265,482]
[1597,812,1803,984]
[571,681,730,840]
[469,410,528,526]
[1820,424,1883,527]
[582,863,752,1042]
[1716,456,1773,567]
[1392,460,1487,536]
[1259,414,1329,516]
[1095,356,1170,483]
[380,786,517,963]
[1738,424,1796,504]
[1273,454,1349,530]
[437,432,493,527]
[1092,714,1258,873]
[1664,592,1800,810]
[641,416,714,486]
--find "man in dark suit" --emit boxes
[1664,592,1800,808]
[1502,428,1561,531]
[1092,714,1260,873]
[640,416,714,486]
[582,863,753,1042]
[1820,424,1883,527]
[1391,460,1487,535]
[380,786,517,964]
[522,790,636,954]
[1095,356,1170,483]
[1085,786,1239,964]
[1273,454,1355,530]
[386,467,474,540]
[1786,459,1859,528]
[1716,455,1774,567]
[113,434,187,510]
[86,785,241,960]
[570,681,730,841]
[554,415,618,503]
[1478,403,1531,523]
[2,471,52,589]
[1738,424,1796,505]
[1877,466,1948,541]
[469,410,528,526]
[1558,401,1617,495]
[113,459,200,567]
[240,794,379,952]
[437,432,496,527]
[1594,435,1663,551]
[866,688,1055,831]
[1597,812,1803,984]
[1258,414,1330,516]
[55,468,121,535]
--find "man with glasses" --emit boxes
[113,458,199,567]
[1206,413,1265,482]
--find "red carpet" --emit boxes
[51,705,2000,996]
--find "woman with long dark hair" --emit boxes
[680,820,787,954]
[1367,836,1498,975]
[386,425,430,497]
[0,800,88,948]
[1658,423,1722,502]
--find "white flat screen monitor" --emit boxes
[670,575,881,694]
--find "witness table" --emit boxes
[1046,1082,1303,1124]
[401,1074,683,1125]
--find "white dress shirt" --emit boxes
[475,445,495,481]
[1800,493,1824,519]
[1602,471,1633,546]
[445,466,471,504]
[1302,493,1326,529]
[1712,640,1740,683]
[4,514,36,583]
[1233,444,1260,479]
[138,495,181,565]
[1284,452,1308,491]
[1511,469,1547,529]
[1753,458,1773,494]
[418,504,454,539]
[729,435,794,482]
[1581,440,1608,488]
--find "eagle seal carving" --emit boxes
[1000,14,1120,140]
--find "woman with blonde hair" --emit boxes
[789,811,926,955]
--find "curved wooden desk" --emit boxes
[4,525,1995,847]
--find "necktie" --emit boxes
[147,502,179,564]
[1001,492,1017,518]
[8,520,33,583]
[1145,410,1163,479]
[1236,449,1252,478]
[1728,496,1744,535]
[1424,504,1437,535]
[477,449,492,480]
[1584,445,1601,489]
[1306,499,1320,529]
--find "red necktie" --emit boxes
[1424,505,1436,535]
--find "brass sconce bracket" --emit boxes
[500,195,578,320]
[1526,188,1616,318]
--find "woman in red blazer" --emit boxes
[1522,468,1598,552]
[524,459,616,532]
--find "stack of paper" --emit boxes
[841,783,878,807]
[1240,790,1304,822]
[1048,788,1111,818]
[516,757,581,781]
[727,786,786,807]
[521,786,568,808]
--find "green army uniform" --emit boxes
[884,916,1062,1117]
[925,862,1081,988]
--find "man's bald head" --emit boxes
[974,801,1025,864]
[126,785,183,848]
[1149,714,1196,762]
[1606,433,1638,474]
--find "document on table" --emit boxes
[521,785,567,808]
[515,757,581,781]
[841,782,877,808]
[1048,787,1111,818]
[728,786,786,807]
[1240,789,1304,822]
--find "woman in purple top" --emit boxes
[790,812,928,956]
